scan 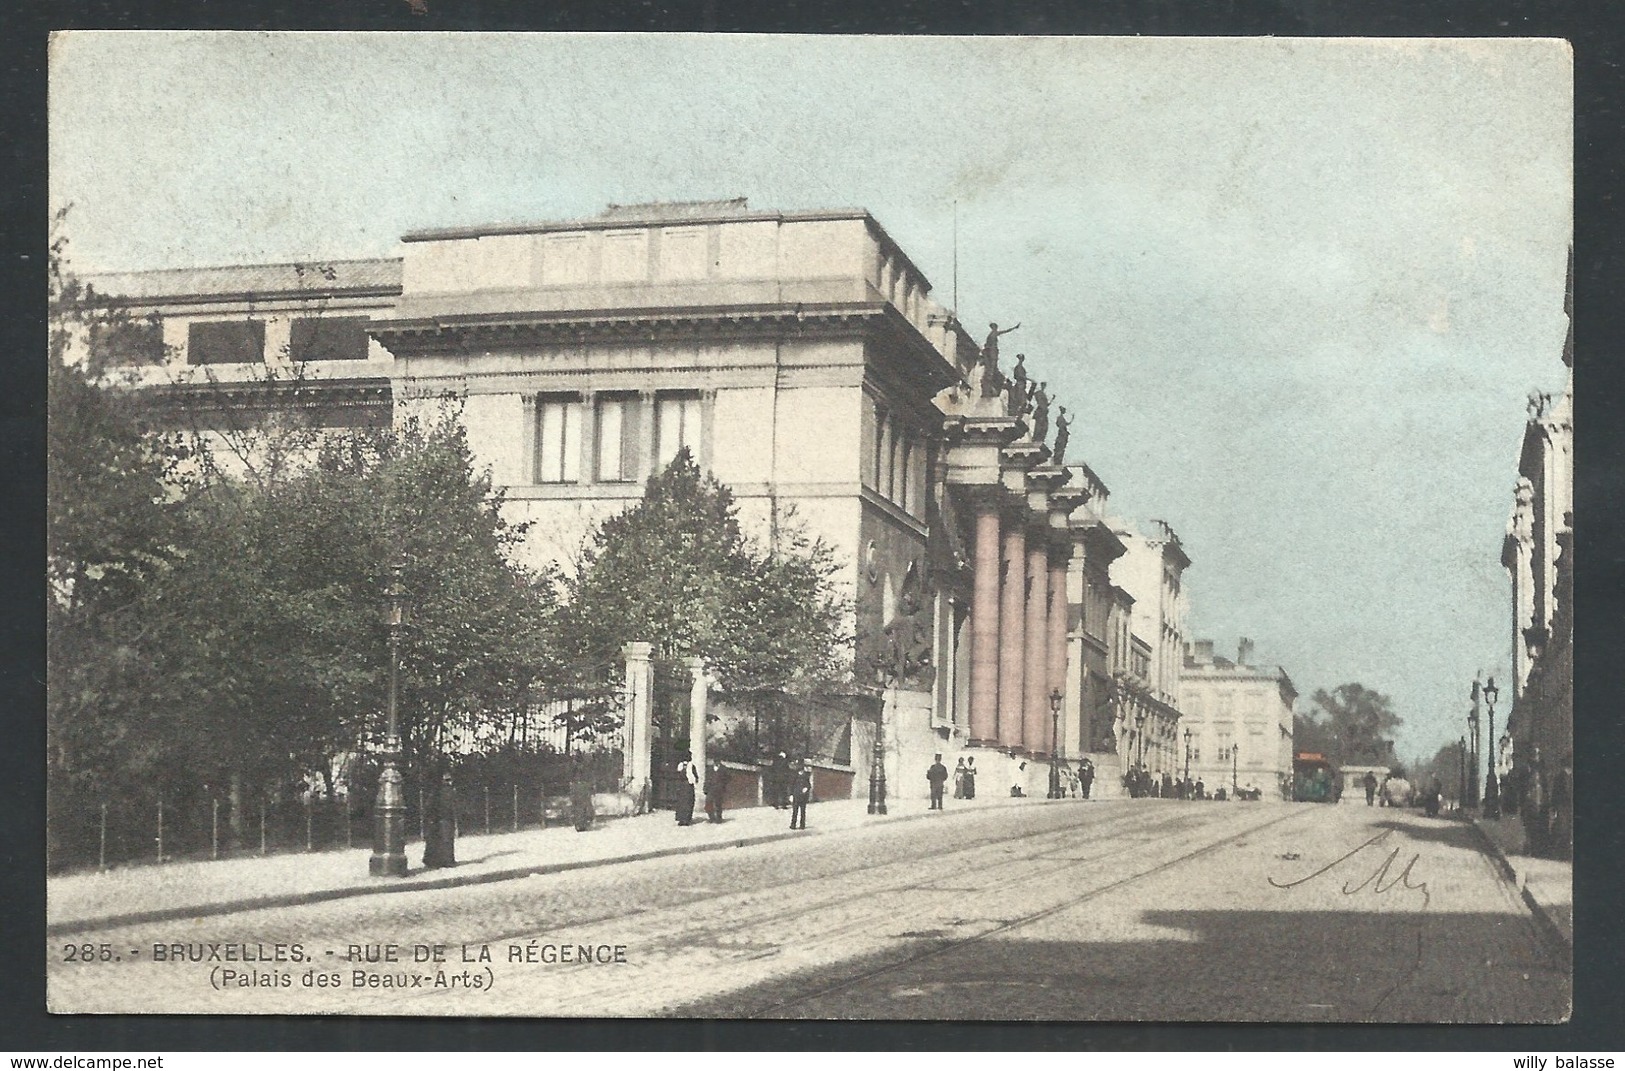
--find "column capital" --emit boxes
[944,414,1025,448]
[623,641,654,662]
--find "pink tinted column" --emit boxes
[1023,538,1051,756]
[997,511,1028,752]
[968,495,1003,747]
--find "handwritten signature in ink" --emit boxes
[1268,829,1430,908]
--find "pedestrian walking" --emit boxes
[704,758,727,823]
[789,759,813,830]
[675,751,699,826]
[927,754,949,809]
[1078,757,1095,800]
[953,758,968,799]
[569,764,595,833]
[770,751,790,809]
[1194,777,1205,800]
[1161,771,1174,799]
[964,757,978,799]
[1363,770,1377,807]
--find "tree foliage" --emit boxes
[1302,683,1402,767]
[556,450,850,722]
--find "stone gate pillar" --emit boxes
[688,656,709,797]
[623,642,655,803]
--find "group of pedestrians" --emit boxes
[672,750,814,830]
[1122,764,1210,801]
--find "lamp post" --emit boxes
[1135,708,1147,776]
[1232,739,1240,796]
[1458,734,1467,811]
[1483,677,1501,819]
[1467,680,1481,809]
[369,563,408,878]
[1183,727,1192,787]
[1047,688,1063,799]
[868,686,889,815]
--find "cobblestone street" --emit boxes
[47,800,1569,1021]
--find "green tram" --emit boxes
[1292,752,1338,803]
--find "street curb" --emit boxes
[1467,817,1572,956]
[48,798,1063,936]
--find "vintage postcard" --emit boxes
[45,33,1572,1020]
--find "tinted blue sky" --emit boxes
[49,33,1572,760]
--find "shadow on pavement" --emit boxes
[676,909,1570,1024]
[1370,819,1485,849]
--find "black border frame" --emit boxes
[5,0,1620,1052]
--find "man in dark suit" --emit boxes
[789,759,813,830]
[926,754,949,809]
[704,759,727,824]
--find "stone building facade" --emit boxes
[80,198,1193,805]
[1500,250,1573,857]
[1179,639,1297,797]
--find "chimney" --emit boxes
[1194,640,1215,665]
[1237,638,1254,666]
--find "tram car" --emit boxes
[1292,752,1337,803]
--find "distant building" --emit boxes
[1180,639,1296,796]
[1109,521,1192,783]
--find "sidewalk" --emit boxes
[48,791,1045,936]
[1471,813,1572,951]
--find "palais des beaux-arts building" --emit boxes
[83,198,1297,803]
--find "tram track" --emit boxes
[378,801,1278,1016]
[731,803,1320,1019]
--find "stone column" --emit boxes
[688,656,709,797]
[997,506,1028,751]
[1048,544,1071,756]
[520,395,538,485]
[968,494,1003,746]
[1023,536,1051,756]
[622,642,655,805]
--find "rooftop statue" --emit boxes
[1030,382,1051,444]
[1008,354,1029,416]
[1052,407,1070,466]
[979,322,1020,397]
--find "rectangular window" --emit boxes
[1216,728,1234,763]
[596,395,642,482]
[871,403,888,491]
[188,320,265,365]
[89,315,165,365]
[535,396,582,484]
[289,316,370,362]
[655,394,702,471]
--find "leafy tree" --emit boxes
[1305,683,1402,766]
[46,224,186,806]
[556,450,850,749]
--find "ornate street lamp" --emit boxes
[1483,677,1501,818]
[1047,688,1063,799]
[1183,727,1193,787]
[1467,680,1482,809]
[1458,734,1468,810]
[1135,708,1147,779]
[868,684,889,816]
[369,562,408,878]
[1231,739,1240,796]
